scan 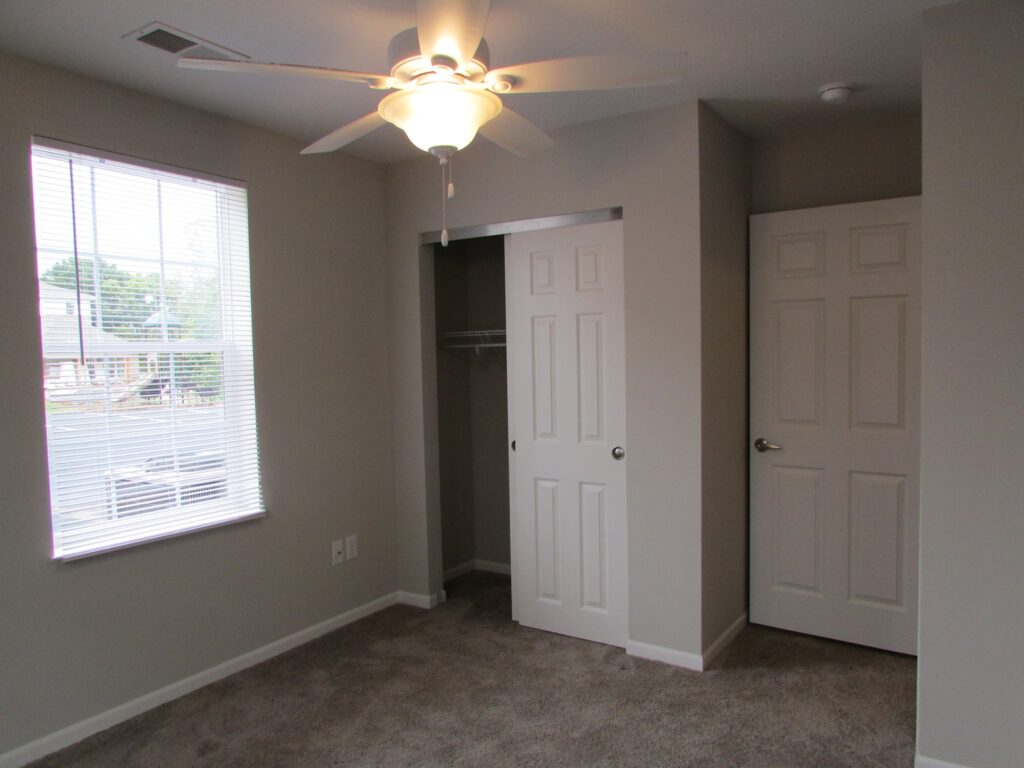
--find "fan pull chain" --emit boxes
[440,159,449,247]
[447,155,455,200]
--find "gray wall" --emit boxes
[385,102,729,656]
[917,1,1024,765]
[751,111,921,214]
[0,53,393,753]
[697,104,751,649]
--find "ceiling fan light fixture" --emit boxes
[179,1,685,247]
[378,81,502,153]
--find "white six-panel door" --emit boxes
[505,220,627,647]
[750,197,921,654]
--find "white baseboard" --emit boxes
[0,589,428,768]
[443,560,475,581]
[395,590,439,609]
[702,612,747,668]
[474,559,511,575]
[626,639,704,671]
[443,559,511,581]
[626,614,746,673]
[916,755,975,768]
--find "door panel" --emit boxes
[579,482,607,610]
[535,478,560,601]
[850,296,906,429]
[848,471,906,608]
[506,220,627,647]
[750,197,920,655]
[775,300,824,425]
[531,316,558,439]
[772,465,824,595]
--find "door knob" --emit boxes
[754,438,782,453]
[511,440,516,452]
[612,446,625,460]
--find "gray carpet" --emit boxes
[31,572,917,767]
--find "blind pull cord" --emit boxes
[67,159,86,364]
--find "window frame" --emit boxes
[30,137,265,560]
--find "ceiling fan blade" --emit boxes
[488,52,687,94]
[178,58,391,88]
[416,0,490,68]
[478,107,553,158]
[301,112,387,154]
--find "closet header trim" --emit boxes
[420,207,623,245]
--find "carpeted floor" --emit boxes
[30,571,917,767]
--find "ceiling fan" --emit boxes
[179,0,686,241]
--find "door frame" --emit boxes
[419,207,624,605]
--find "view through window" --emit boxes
[30,141,263,559]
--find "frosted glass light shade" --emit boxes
[378,82,502,152]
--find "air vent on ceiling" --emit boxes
[137,27,195,54]
[125,22,247,62]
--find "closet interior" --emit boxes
[433,236,511,584]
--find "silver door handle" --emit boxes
[754,438,782,453]
[612,446,625,460]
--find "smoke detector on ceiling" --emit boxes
[124,22,247,62]
[817,82,856,104]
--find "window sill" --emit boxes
[54,508,266,561]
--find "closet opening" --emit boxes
[424,207,625,641]
[432,235,512,610]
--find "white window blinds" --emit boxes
[30,140,264,559]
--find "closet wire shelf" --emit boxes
[439,329,507,356]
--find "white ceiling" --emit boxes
[0,0,951,163]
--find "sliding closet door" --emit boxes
[505,220,627,647]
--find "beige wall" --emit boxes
[917,1,1024,765]
[385,102,718,655]
[697,104,751,649]
[0,53,393,753]
[752,111,921,214]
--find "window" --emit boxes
[30,140,263,559]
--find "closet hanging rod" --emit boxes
[439,329,506,352]
[439,330,506,339]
